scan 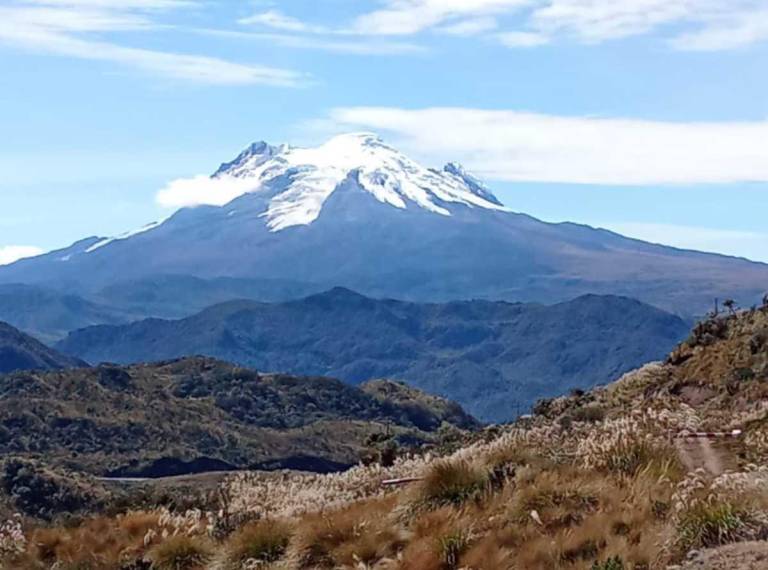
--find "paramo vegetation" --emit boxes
[2,302,768,569]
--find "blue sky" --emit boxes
[1,0,768,264]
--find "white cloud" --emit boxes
[597,222,768,263]
[529,0,693,42]
[237,1,528,45]
[0,1,305,86]
[438,17,499,36]
[258,0,768,51]
[234,8,424,55]
[0,246,45,266]
[156,175,256,208]
[326,106,768,185]
[670,9,768,51]
[511,1,768,50]
[22,1,193,7]
[198,28,424,56]
[351,0,533,36]
[239,9,320,33]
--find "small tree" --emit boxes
[723,299,737,315]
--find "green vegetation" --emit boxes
[677,501,755,552]
[0,357,477,479]
[2,304,768,569]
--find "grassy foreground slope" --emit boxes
[2,302,768,569]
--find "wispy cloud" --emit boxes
[438,17,499,36]
[242,1,768,52]
[197,28,425,56]
[234,7,426,55]
[0,1,306,86]
[346,1,532,36]
[325,106,768,185]
[239,9,323,34]
[670,8,768,51]
[0,245,44,266]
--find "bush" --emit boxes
[591,556,624,570]
[572,406,606,423]
[147,535,212,570]
[0,458,106,521]
[417,460,489,509]
[437,529,472,569]
[676,501,755,552]
[225,520,291,568]
[604,439,657,476]
[582,429,681,478]
[509,476,599,525]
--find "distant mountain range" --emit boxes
[1,134,766,316]
[0,284,132,344]
[0,321,85,374]
[0,278,321,342]
[56,288,690,422]
[0,357,477,477]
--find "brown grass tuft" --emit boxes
[147,535,213,570]
[224,520,291,568]
[292,496,404,568]
[415,460,490,510]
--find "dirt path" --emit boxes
[674,438,739,476]
[677,541,768,569]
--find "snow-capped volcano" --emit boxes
[209,133,507,231]
[2,132,768,316]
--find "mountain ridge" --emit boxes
[56,288,691,422]
[0,321,86,374]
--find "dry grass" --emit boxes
[289,496,405,568]
[223,520,292,568]
[4,308,768,570]
[413,459,490,511]
[147,534,213,570]
[6,512,159,569]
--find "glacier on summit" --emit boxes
[194,132,508,231]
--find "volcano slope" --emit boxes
[3,302,768,569]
